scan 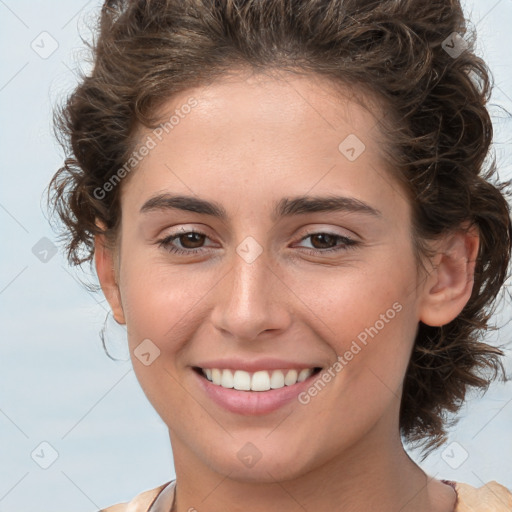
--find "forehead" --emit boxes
[121,69,406,221]
[150,68,387,152]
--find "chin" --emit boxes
[196,436,318,483]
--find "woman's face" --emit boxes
[101,70,436,480]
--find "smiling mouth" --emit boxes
[193,367,322,391]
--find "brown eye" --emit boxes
[158,230,212,255]
[297,232,359,255]
[309,233,339,249]
[177,232,206,249]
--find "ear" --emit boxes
[419,224,479,327]
[94,223,126,325]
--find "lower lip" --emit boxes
[192,368,321,415]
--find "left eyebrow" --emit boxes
[272,195,381,221]
[139,193,381,220]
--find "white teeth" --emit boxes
[220,369,234,388]
[297,368,313,382]
[211,368,222,385]
[270,369,285,389]
[201,367,317,391]
[251,371,271,391]
[284,369,298,385]
[233,370,251,390]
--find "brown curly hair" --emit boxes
[48,0,512,454]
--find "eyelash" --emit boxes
[157,229,359,256]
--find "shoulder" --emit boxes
[96,479,512,511]
[98,481,172,512]
[453,480,512,511]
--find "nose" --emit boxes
[210,244,292,342]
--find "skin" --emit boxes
[95,68,479,512]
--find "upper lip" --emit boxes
[193,358,322,372]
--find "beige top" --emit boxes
[99,479,512,512]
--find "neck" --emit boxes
[168,415,455,512]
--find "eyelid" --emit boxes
[294,229,359,252]
[156,224,215,241]
[157,225,361,257]
[298,224,361,241]
[157,224,357,243]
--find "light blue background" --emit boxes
[1,1,511,510]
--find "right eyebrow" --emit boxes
[139,193,382,221]
[140,194,227,219]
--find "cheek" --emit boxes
[119,235,419,397]
[120,241,419,370]
[297,256,419,391]
[118,255,215,349]
[117,259,207,420]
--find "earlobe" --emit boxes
[94,231,126,325]
[419,225,479,327]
